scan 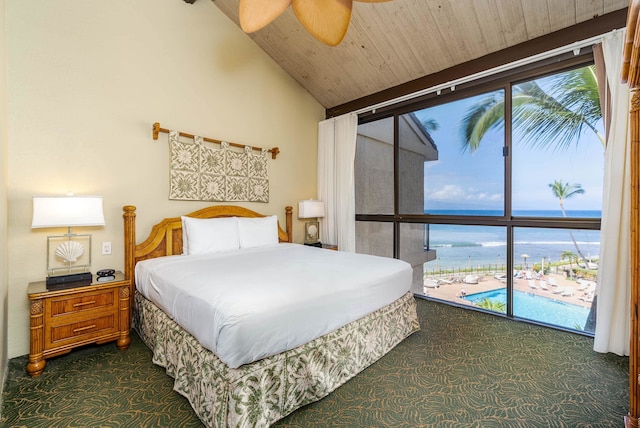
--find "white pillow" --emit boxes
[237,216,279,248]
[181,216,240,255]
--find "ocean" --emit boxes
[424,209,601,270]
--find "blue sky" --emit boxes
[413,83,605,212]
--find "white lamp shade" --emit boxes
[298,200,325,218]
[31,196,106,228]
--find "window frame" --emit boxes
[355,51,602,326]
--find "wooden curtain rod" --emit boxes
[152,122,280,159]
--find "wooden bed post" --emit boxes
[123,205,136,313]
[629,89,640,428]
[623,3,640,425]
[285,205,293,243]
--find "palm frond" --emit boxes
[460,65,604,153]
[420,118,440,132]
[512,80,596,151]
[548,66,601,124]
[460,93,505,152]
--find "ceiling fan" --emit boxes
[239,0,392,46]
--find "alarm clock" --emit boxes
[96,269,116,282]
[97,269,115,277]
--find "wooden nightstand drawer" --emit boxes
[49,289,117,317]
[27,274,132,377]
[48,313,117,345]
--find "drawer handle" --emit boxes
[72,301,96,307]
[73,324,96,333]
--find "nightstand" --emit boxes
[304,243,338,251]
[26,273,131,377]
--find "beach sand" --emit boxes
[423,271,595,309]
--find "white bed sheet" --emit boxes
[135,243,412,368]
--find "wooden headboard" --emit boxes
[123,205,293,286]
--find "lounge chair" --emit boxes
[463,275,478,284]
[528,280,537,289]
[576,280,588,291]
[538,280,549,290]
[552,287,564,294]
[561,287,574,297]
[547,277,559,287]
[424,279,439,288]
[580,293,595,303]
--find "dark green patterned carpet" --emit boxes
[1,298,629,427]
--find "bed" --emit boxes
[123,204,419,427]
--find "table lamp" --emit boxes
[31,195,105,287]
[298,199,325,245]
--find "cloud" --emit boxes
[429,184,465,200]
[428,185,501,202]
[473,192,502,201]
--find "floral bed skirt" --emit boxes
[133,291,419,428]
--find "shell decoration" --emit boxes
[55,241,85,263]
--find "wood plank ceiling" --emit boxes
[211,0,629,110]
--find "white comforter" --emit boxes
[135,243,412,368]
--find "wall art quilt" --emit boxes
[169,131,269,202]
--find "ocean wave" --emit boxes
[513,241,600,246]
[481,241,506,247]
[431,242,479,248]
[431,240,600,248]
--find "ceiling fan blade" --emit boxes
[239,0,292,33]
[292,0,353,46]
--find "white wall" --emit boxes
[1,0,9,387]
[5,0,324,359]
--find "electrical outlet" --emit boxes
[102,241,112,255]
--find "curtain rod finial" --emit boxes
[152,122,160,140]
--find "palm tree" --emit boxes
[549,180,588,264]
[561,250,579,278]
[461,65,604,153]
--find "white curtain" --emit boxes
[594,29,631,355]
[317,113,358,252]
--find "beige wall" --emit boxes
[1,0,9,387]
[5,0,324,359]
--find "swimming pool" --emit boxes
[463,288,591,331]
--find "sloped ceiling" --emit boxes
[211,0,629,111]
